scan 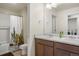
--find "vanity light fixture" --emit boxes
[46,3,58,9]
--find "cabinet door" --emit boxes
[54,48,70,56]
[44,46,53,56]
[70,53,79,56]
[36,43,44,56]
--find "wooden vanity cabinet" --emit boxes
[35,38,54,56]
[54,42,79,56]
[35,38,79,56]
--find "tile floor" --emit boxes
[12,49,27,56]
[12,49,22,56]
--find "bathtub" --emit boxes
[0,41,10,55]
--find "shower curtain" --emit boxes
[10,15,23,45]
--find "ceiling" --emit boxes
[0,3,27,13]
[55,3,79,11]
[0,3,79,13]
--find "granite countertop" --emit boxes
[35,35,79,46]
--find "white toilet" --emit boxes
[19,44,27,55]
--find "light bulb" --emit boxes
[46,3,58,9]
[46,3,52,9]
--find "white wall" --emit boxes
[56,7,79,34]
[21,7,28,44]
[0,13,10,27]
[0,13,10,43]
[30,4,44,35]
[28,3,44,56]
[0,29,10,43]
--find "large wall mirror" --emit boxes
[68,14,79,35]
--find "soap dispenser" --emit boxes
[59,31,63,38]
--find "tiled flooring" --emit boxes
[12,49,27,56]
[12,49,22,56]
[10,46,25,56]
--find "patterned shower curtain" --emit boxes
[10,15,24,46]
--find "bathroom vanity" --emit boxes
[35,35,79,56]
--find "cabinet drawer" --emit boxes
[54,42,79,54]
[35,38,53,47]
